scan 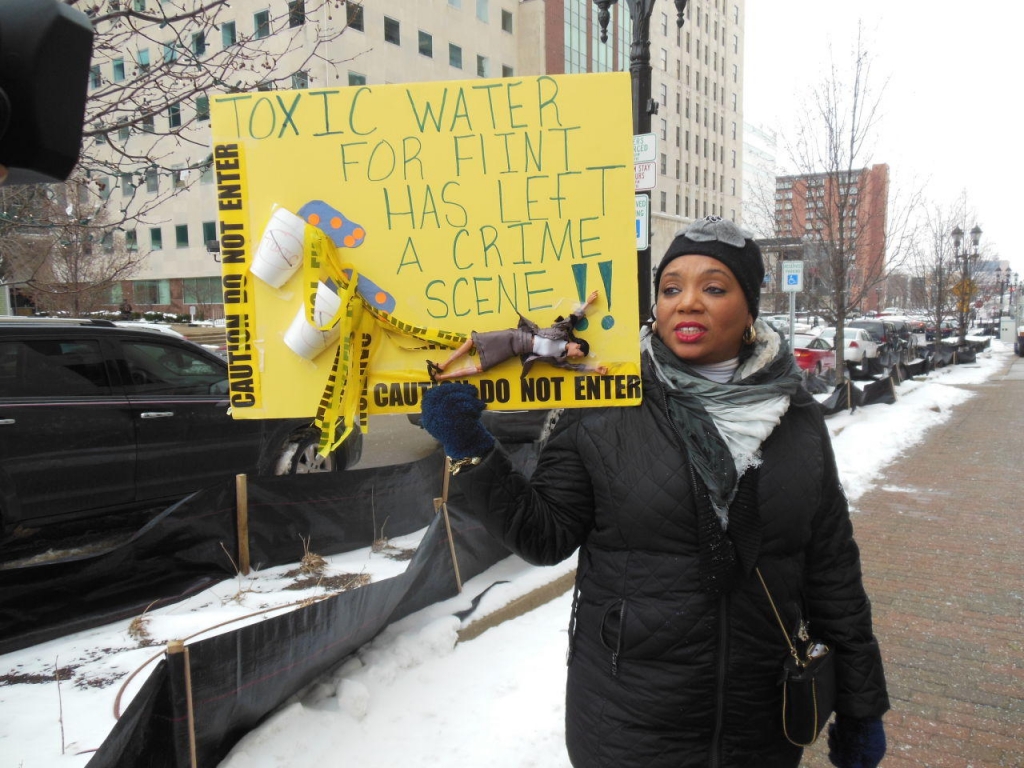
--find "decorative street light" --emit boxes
[994,266,1007,320]
[594,0,689,326]
[951,224,982,345]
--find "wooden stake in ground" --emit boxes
[235,473,250,575]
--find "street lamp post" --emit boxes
[594,0,689,326]
[994,266,1007,322]
[951,224,982,345]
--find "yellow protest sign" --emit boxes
[211,72,640,449]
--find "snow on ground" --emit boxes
[0,341,1012,768]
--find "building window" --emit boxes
[222,21,237,46]
[660,153,667,175]
[477,54,489,77]
[150,227,163,250]
[659,83,667,107]
[196,96,210,121]
[288,0,305,27]
[660,191,667,212]
[203,221,218,245]
[120,173,133,195]
[449,43,463,69]
[145,167,158,193]
[501,9,512,33]
[659,48,667,70]
[134,280,172,306]
[660,119,667,141]
[418,30,433,57]
[348,71,366,86]
[118,125,130,142]
[384,16,400,45]
[502,64,514,77]
[449,0,461,7]
[175,224,189,248]
[254,10,271,39]
[168,104,181,128]
[142,114,155,133]
[89,65,101,88]
[192,32,206,56]
[173,167,187,189]
[346,2,364,31]
[137,48,150,73]
[163,43,179,62]
[113,58,125,82]
[125,229,138,252]
[292,71,309,89]
[200,155,213,184]
[476,0,489,23]
[183,276,223,305]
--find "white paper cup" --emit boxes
[250,208,307,288]
[283,281,342,360]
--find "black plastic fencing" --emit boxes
[1,341,994,767]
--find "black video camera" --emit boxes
[0,0,94,185]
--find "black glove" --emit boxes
[827,715,886,768]
[420,383,495,460]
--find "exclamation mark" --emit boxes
[598,260,614,330]
[571,263,590,331]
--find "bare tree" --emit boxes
[1,0,361,312]
[2,182,145,315]
[784,25,922,381]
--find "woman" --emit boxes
[420,217,889,767]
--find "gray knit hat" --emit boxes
[654,216,765,318]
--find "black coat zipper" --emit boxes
[708,591,729,768]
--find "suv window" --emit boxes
[0,339,112,398]
[121,339,227,395]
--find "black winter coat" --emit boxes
[457,369,889,767]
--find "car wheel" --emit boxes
[275,433,336,475]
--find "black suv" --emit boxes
[848,319,905,360]
[0,318,361,539]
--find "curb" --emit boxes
[457,569,576,643]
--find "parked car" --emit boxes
[925,318,957,340]
[817,327,879,363]
[847,318,902,358]
[0,318,362,539]
[791,333,837,376]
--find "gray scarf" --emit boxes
[642,319,803,527]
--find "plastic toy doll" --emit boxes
[428,290,608,381]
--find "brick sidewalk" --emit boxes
[801,354,1024,767]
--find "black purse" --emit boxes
[756,568,837,747]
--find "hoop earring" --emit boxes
[742,325,757,345]
[651,320,658,334]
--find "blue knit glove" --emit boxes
[828,716,886,768]
[420,383,495,460]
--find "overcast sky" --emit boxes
[743,1,1023,274]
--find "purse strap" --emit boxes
[755,567,802,666]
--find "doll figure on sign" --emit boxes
[427,290,608,381]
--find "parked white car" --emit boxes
[817,327,879,363]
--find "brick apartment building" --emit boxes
[774,163,889,314]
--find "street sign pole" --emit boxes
[781,260,804,341]
[633,132,657,324]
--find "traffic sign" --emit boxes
[633,133,657,164]
[781,260,804,293]
[634,161,656,191]
[635,194,649,250]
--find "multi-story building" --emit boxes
[774,164,889,313]
[82,0,746,319]
[740,120,778,238]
